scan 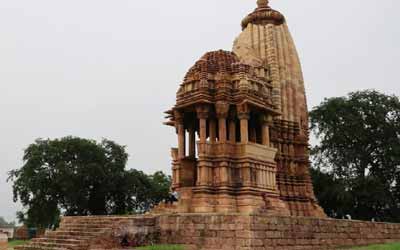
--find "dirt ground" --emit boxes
[0,242,7,250]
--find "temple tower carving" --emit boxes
[162,0,326,217]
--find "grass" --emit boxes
[7,240,29,250]
[135,245,185,250]
[344,242,400,250]
[134,243,400,250]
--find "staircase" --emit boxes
[150,202,179,214]
[14,216,157,250]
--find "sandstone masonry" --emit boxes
[14,214,400,250]
[160,0,325,217]
[158,214,400,250]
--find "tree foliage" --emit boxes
[8,137,171,228]
[0,217,15,227]
[310,90,400,222]
[310,168,352,218]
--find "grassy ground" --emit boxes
[7,240,29,250]
[135,245,185,250]
[134,243,400,250]
[345,242,400,250]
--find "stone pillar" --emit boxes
[267,171,272,188]
[199,119,207,143]
[178,125,185,159]
[220,162,229,185]
[242,163,251,186]
[229,110,236,143]
[262,125,270,146]
[218,118,227,142]
[175,111,186,159]
[260,115,273,146]
[229,121,236,143]
[261,169,266,188]
[272,170,276,188]
[200,163,208,186]
[189,124,196,158]
[238,104,250,144]
[197,162,210,186]
[209,119,217,143]
[171,148,179,187]
[196,105,210,186]
[216,101,230,143]
[256,165,262,188]
[196,105,209,143]
[238,114,250,144]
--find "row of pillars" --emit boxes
[176,103,273,159]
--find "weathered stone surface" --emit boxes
[161,0,325,218]
[14,214,400,250]
[233,1,324,218]
[161,48,286,215]
[14,216,158,250]
[158,214,400,250]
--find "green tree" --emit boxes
[310,90,400,222]
[8,137,171,228]
[310,168,352,218]
[148,171,172,209]
[0,217,15,227]
[109,169,171,214]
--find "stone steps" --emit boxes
[60,220,116,225]
[45,231,99,239]
[60,218,114,225]
[16,239,89,249]
[58,226,113,231]
[14,217,118,250]
[25,242,78,249]
[151,202,178,214]
[15,245,68,250]
[59,221,131,226]
[31,238,87,245]
[61,217,149,224]
[61,216,134,222]
[14,215,157,250]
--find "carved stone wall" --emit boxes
[164,49,288,215]
[13,215,400,250]
[158,214,400,250]
[233,2,324,217]
[162,1,325,218]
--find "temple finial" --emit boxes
[257,0,269,8]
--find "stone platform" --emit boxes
[15,213,400,250]
[14,216,158,250]
[159,214,400,250]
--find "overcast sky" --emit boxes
[0,0,399,223]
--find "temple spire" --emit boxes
[257,0,269,8]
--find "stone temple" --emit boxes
[15,1,400,250]
[162,0,326,218]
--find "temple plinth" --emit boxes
[160,0,326,218]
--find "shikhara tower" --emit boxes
[161,0,326,217]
